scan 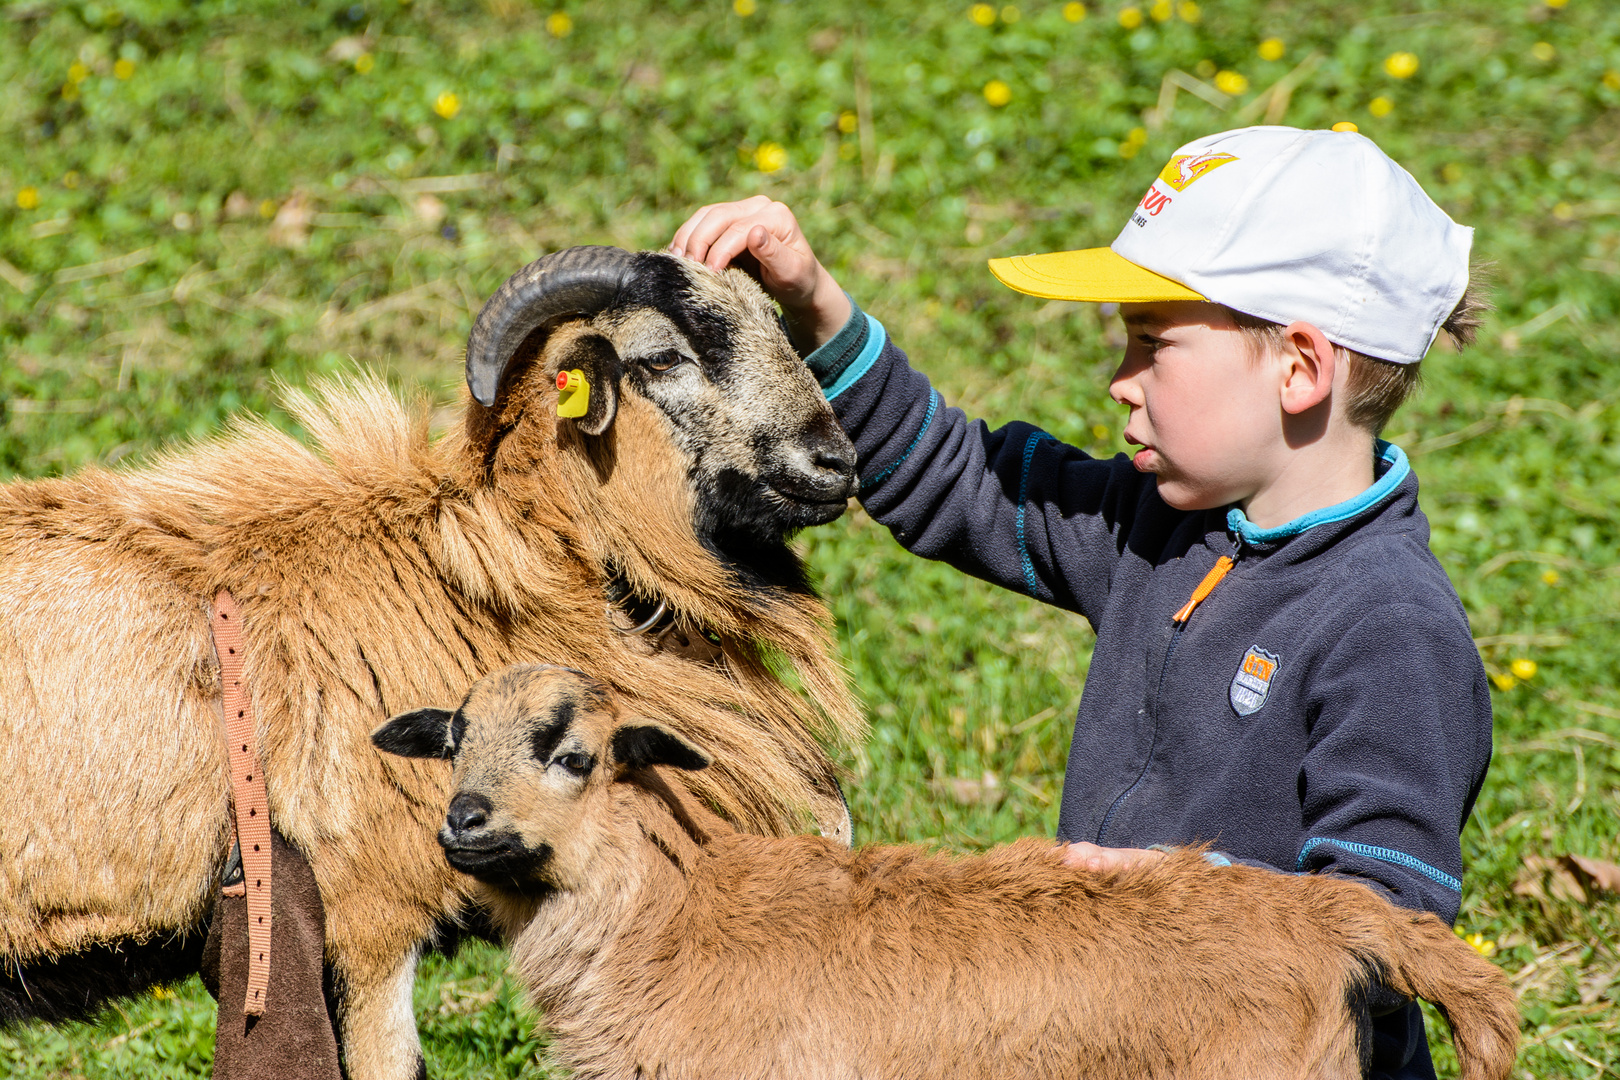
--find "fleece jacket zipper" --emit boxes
[1096,536,1244,843]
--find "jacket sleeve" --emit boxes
[803,303,1156,621]
[1288,598,1494,922]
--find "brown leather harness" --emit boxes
[211,591,273,1017]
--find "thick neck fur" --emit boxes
[6,373,861,835]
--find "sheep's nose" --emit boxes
[444,792,492,837]
[813,445,854,478]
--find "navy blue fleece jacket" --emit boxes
[806,305,1493,921]
[806,306,1493,1077]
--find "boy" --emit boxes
[672,126,1493,1079]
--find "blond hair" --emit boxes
[1226,285,1488,435]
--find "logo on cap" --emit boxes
[1158,151,1239,192]
[1230,645,1280,716]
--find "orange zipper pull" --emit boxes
[1172,555,1234,625]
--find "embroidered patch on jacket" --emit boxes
[1157,151,1239,191]
[1230,645,1281,716]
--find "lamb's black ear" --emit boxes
[372,708,458,759]
[558,334,620,436]
[611,724,711,772]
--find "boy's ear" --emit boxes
[372,708,458,759]
[610,724,711,772]
[1279,320,1338,415]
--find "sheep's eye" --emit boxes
[642,350,687,373]
[555,752,593,777]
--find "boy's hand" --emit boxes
[1058,841,1167,874]
[670,196,852,353]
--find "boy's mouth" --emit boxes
[1123,430,1156,472]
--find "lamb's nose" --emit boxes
[444,792,492,837]
[813,445,854,478]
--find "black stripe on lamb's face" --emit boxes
[604,255,857,561]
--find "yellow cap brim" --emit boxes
[987,248,1205,303]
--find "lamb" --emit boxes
[0,246,866,1079]
[374,663,1522,1080]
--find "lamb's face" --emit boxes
[370,665,710,894]
[595,254,858,549]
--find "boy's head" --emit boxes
[988,126,1477,514]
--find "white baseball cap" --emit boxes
[988,126,1473,364]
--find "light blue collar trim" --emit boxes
[1226,441,1409,545]
[824,314,887,402]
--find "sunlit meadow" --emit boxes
[2,0,1618,1075]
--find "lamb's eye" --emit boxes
[555,752,593,777]
[643,350,686,373]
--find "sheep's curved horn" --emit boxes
[465,245,638,407]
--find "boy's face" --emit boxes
[1110,301,1286,512]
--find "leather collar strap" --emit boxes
[212,591,273,1018]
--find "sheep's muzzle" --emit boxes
[438,792,550,884]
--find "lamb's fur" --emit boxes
[0,253,864,1080]
[377,665,1522,1080]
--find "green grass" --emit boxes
[2,0,1618,1075]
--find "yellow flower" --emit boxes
[354,52,375,74]
[1118,6,1143,29]
[1368,96,1394,117]
[16,187,39,210]
[1546,0,1567,7]
[1383,51,1419,79]
[259,198,277,219]
[970,3,996,26]
[1490,673,1516,692]
[1258,38,1285,61]
[546,11,573,37]
[1063,2,1086,22]
[152,986,174,1000]
[1605,71,1620,91]
[1000,5,1020,23]
[433,91,461,119]
[1332,121,1359,133]
[1464,932,1496,958]
[1530,41,1555,62]
[1149,0,1171,21]
[754,142,787,173]
[61,80,80,101]
[1214,70,1248,95]
[1541,568,1560,585]
[1119,127,1145,158]
[837,110,858,134]
[733,0,756,16]
[63,171,80,189]
[68,61,90,83]
[1092,424,1110,441]
[1510,658,1538,681]
[113,58,135,80]
[983,79,1011,106]
[1177,1,1199,22]
[1442,162,1463,183]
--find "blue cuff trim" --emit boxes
[1203,851,1233,867]
[862,390,938,492]
[1227,441,1410,545]
[824,314,888,402]
[1017,431,1056,597]
[1296,837,1461,892]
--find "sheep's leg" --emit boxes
[335,943,426,1080]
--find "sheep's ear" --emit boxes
[372,708,458,760]
[611,724,711,772]
[558,334,620,436]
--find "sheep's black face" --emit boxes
[603,254,858,562]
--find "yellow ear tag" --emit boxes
[556,369,590,419]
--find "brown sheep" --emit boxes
[0,247,865,1079]
[375,664,1522,1080]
